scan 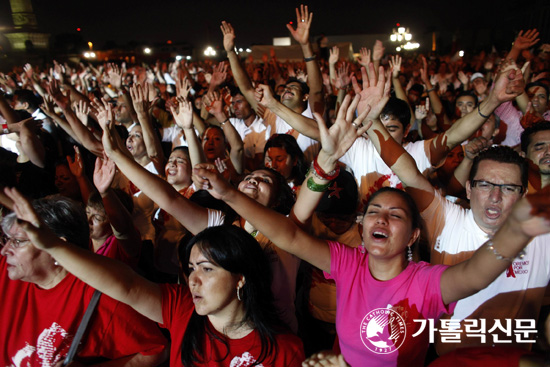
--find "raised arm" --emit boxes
[441,186,550,304]
[292,95,371,227]
[2,187,163,324]
[354,63,436,211]
[48,80,104,156]
[220,21,259,112]
[195,165,331,273]
[388,55,415,127]
[203,92,244,174]
[507,29,539,62]
[287,4,324,115]
[171,96,207,167]
[93,153,141,258]
[440,59,525,152]
[255,84,320,140]
[100,105,209,235]
[129,84,165,173]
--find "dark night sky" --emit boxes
[0,0,546,51]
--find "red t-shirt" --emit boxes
[160,283,305,366]
[0,256,167,367]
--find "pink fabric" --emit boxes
[92,234,138,269]
[324,241,454,367]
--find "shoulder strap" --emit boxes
[63,289,102,366]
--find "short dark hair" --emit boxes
[14,89,42,111]
[181,226,281,366]
[521,121,550,153]
[381,97,411,131]
[285,77,310,95]
[455,91,478,105]
[468,146,528,188]
[526,82,549,100]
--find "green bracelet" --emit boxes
[307,177,331,192]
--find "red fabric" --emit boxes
[0,256,167,367]
[160,283,305,366]
[428,346,531,367]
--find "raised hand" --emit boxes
[192,162,233,200]
[93,152,116,194]
[358,47,371,67]
[23,63,35,80]
[415,98,430,120]
[74,100,91,126]
[47,79,70,110]
[286,4,312,46]
[107,63,123,90]
[254,84,277,109]
[220,21,236,53]
[316,94,371,162]
[334,62,351,90]
[463,136,491,160]
[67,145,85,178]
[388,55,402,78]
[510,185,550,239]
[490,59,525,104]
[129,84,154,115]
[329,46,339,65]
[41,94,57,117]
[1,187,57,248]
[210,62,228,90]
[175,76,192,99]
[351,63,391,122]
[457,70,469,85]
[513,29,540,50]
[420,56,430,84]
[202,91,224,116]
[170,96,194,130]
[372,40,385,61]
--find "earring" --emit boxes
[237,286,243,301]
[54,261,59,266]
[407,246,413,262]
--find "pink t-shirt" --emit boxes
[325,241,455,367]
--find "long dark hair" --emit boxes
[180,226,281,366]
[263,134,308,186]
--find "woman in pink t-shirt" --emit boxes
[193,93,550,366]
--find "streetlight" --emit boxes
[204,46,216,56]
[144,47,152,54]
[390,24,419,52]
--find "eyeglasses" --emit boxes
[471,180,525,195]
[1,235,30,249]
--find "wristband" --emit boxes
[477,104,490,119]
[306,177,331,192]
[1,123,8,134]
[426,87,436,93]
[312,156,340,181]
[485,239,525,263]
[304,55,316,62]
[220,118,229,126]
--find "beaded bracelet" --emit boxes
[485,239,525,262]
[220,118,229,126]
[477,104,490,119]
[312,157,340,181]
[307,177,331,192]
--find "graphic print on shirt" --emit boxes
[11,322,72,367]
[230,352,264,367]
[360,306,406,354]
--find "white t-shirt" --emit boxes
[263,103,320,162]
[340,137,433,211]
[422,190,550,353]
[229,115,269,159]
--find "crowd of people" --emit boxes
[1,4,550,367]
